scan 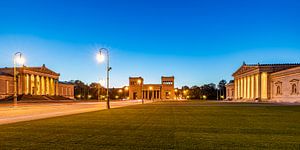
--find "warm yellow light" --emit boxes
[118,89,123,93]
[96,52,105,62]
[149,86,153,90]
[137,79,141,84]
[115,95,119,99]
[203,95,207,99]
[174,89,178,92]
[124,86,129,91]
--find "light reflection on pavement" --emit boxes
[0,100,152,125]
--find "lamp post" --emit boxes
[97,48,112,109]
[217,87,219,101]
[137,79,144,104]
[13,52,25,106]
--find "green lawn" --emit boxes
[0,101,300,149]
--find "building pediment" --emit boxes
[23,65,60,77]
[232,65,258,77]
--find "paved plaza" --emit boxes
[0,100,151,125]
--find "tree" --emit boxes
[200,83,217,100]
[218,79,227,100]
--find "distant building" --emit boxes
[0,65,74,100]
[129,76,175,100]
[226,63,300,102]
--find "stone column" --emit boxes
[251,75,255,99]
[22,74,26,94]
[234,79,238,99]
[237,78,240,99]
[257,73,261,100]
[45,77,49,95]
[244,77,247,99]
[240,77,243,99]
[40,76,43,95]
[28,74,31,95]
[50,78,54,95]
[247,76,250,99]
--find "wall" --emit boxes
[58,83,74,99]
[270,67,300,102]
[0,75,13,99]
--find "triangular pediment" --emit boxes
[26,66,60,76]
[232,65,258,76]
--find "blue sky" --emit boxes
[0,0,300,87]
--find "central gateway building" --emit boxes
[129,76,175,100]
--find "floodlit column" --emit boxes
[22,74,26,94]
[40,76,44,95]
[252,75,254,99]
[240,78,243,98]
[56,80,59,96]
[46,77,49,95]
[237,78,240,99]
[26,74,29,94]
[50,78,54,95]
[257,73,261,99]
[234,79,238,99]
[244,77,247,99]
[247,76,250,99]
[28,74,32,95]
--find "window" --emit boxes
[275,81,282,95]
[276,86,281,95]
[292,84,297,94]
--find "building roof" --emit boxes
[232,62,300,77]
[0,72,13,77]
[0,64,60,76]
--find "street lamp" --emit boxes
[149,86,153,102]
[97,48,112,109]
[13,52,25,106]
[137,79,144,104]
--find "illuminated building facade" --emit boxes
[129,76,175,100]
[0,64,74,100]
[228,63,300,102]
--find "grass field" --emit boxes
[0,101,299,149]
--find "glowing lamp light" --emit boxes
[149,86,153,90]
[96,52,105,63]
[124,86,129,91]
[15,55,25,65]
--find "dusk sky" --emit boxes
[0,0,300,88]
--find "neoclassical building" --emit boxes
[0,64,74,100]
[226,63,300,102]
[129,76,175,100]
